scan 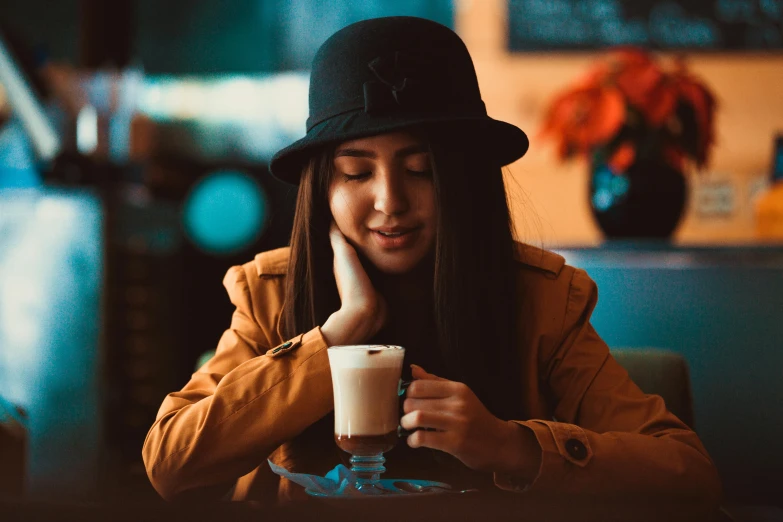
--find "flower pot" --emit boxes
[589,159,687,239]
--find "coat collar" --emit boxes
[513,243,565,277]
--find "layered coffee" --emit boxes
[327,345,405,456]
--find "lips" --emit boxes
[370,226,421,249]
[373,227,413,236]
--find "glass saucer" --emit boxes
[305,478,456,498]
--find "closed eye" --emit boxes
[342,172,371,182]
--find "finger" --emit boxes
[406,379,457,399]
[329,224,368,292]
[330,223,362,264]
[329,220,345,239]
[329,221,344,246]
[407,428,454,452]
[400,410,452,432]
[411,364,447,381]
[403,397,454,414]
[329,223,346,275]
[329,224,355,260]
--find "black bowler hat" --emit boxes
[269,16,529,184]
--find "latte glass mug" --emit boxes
[327,345,405,493]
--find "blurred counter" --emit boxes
[0,188,103,501]
[556,241,783,506]
[558,241,783,268]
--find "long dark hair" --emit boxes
[282,128,520,420]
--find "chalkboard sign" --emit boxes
[508,0,783,51]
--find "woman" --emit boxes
[142,17,721,505]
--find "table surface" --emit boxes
[1,492,730,522]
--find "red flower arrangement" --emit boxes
[540,48,717,174]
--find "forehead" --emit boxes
[335,131,428,155]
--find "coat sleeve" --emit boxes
[494,268,722,504]
[141,264,333,501]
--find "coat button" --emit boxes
[565,438,587,460]
[272,341,293,354]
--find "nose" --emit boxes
[373,169,410,216]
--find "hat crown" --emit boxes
[270,16,528,184]
[306,17,485,131]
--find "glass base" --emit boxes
[302,452,467,498]
[305,478,456,498]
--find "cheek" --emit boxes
[418,187,437,223]
[329,188,356,230]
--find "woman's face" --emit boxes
[328,131,437,275]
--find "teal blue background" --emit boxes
[560,245,783,504]
[1,0,453,73]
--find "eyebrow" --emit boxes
[334,144,429,159]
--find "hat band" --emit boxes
[306,50,487,131]
[305,85,487,132]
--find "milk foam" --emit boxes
[327,345,404,369]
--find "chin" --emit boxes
[366,251,427,275]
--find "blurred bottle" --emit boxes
[754,134,783,240]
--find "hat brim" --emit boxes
[269,111,529,185]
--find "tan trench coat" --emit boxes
[142,243,721,505]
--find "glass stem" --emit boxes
[349,453,386,490]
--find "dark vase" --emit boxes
[589,159,688,239]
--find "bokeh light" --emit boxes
[182,170,268,255]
